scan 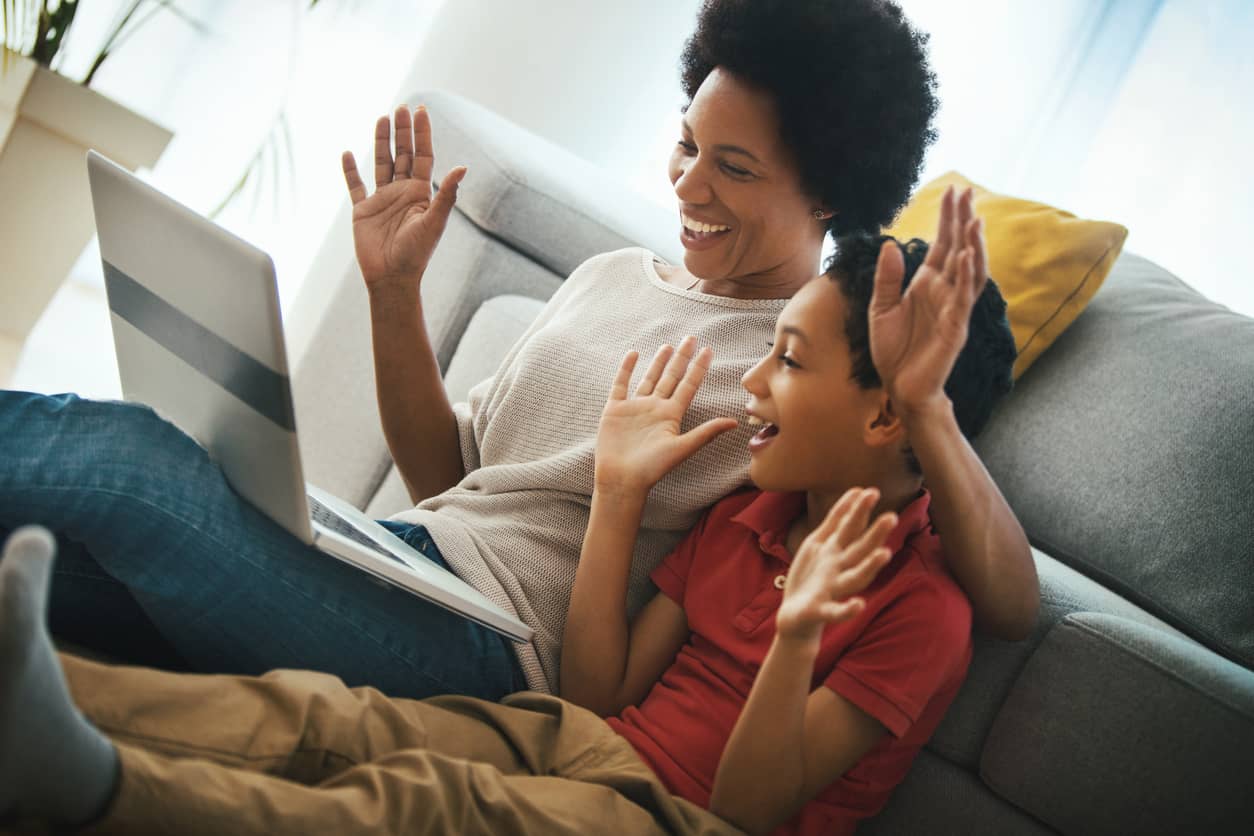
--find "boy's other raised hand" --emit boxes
[594,336,739,497]
[868,185,989,416]
[776,488,897,644]
[342,105,467,293]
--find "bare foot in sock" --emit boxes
[0,526,118,827]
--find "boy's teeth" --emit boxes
[746,415,764,426]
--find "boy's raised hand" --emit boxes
[341,105,467,292]
[868,186,989,415]
[776,488,897,643]
[595,336,739,497]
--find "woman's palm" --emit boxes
[341,105,466,289]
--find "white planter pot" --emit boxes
[0,50,172,383]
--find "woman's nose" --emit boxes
[673,162,713,205]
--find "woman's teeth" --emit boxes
[681,213,731,234]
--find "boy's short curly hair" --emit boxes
[826,233,1016,445]
[680,0,939,237]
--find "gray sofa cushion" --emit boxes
[980,612,1254,835]
[929,549,1188,769]
[974,252,1254,668]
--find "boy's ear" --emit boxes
[865,393,908,448]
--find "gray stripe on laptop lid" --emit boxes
[103,260,297,432]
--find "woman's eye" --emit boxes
[677,140,697,153]
[720,162,751,178]
[777,353,800,369]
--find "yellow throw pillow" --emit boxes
[885,171,1127,379]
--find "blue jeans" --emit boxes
[0,391,526,701]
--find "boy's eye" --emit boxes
[766,342,800,369]
[677,140,697,153]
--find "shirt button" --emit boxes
[773,574,787,590]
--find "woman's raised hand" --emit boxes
[341,105,467,291]
[594,337,739,497]
[867,185,989,415]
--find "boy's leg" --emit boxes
[86,742,736,836]
[4,536,731,836]
[0,391,522,700]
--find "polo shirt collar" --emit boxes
[729,489,933,565]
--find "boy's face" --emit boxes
[741,276,886,493]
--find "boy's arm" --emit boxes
[560,338,737,715]
[711,488,895,834]
[900,400,1038,639]
[868,186,1038,640]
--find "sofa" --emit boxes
[288,90,1254,835]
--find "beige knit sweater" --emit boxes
[390,247,787,692]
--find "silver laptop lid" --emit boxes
[86,150,313,542]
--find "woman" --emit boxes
[0,0,1036,699]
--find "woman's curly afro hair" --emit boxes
[680,0,939,237]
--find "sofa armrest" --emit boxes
[980,612,1254,835]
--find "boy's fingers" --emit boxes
[833,547,893,597]
[654,335,698,399]
[609,351,639,402]
[681,417,739,454]
[635,344,674,397]
[342,151,367,205]
[816,487,863,542]
[869,240,905,316]
[923,186,955,271]
[373,115,394,189]
[834,488,879,549]
[672,346,715,407]
[819,598,865,623]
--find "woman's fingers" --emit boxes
[412,105,436,184]
[373,115,394,189]
[342,151,367,205]
[393,105,414,179]
[635,344,674,397]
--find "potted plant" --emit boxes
[1,0,179,382]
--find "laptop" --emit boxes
[85,150,532,644]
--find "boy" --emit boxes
[0,202,1015,834]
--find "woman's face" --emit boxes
[669,68,827,288]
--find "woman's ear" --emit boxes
[865,393,908,448]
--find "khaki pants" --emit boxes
[53,655,740,836]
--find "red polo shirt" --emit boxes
[607,488,972,836]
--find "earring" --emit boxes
[812,209,827,220]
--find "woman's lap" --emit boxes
[0,390,524,700]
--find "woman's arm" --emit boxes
[868,187,1038,640]
[560,339,737,714]
[341,105,468,503]
[711,488,893,834]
